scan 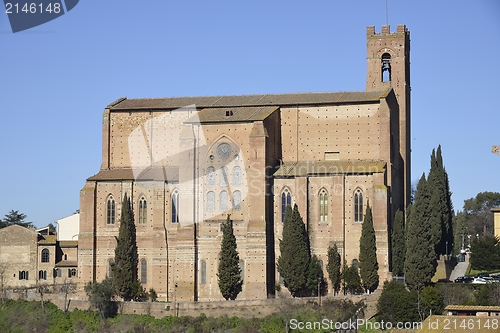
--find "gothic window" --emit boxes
[319,259,324,272]
[41,248,49,263]
[220,190,228,211]
[281,189,292,222]
[108,259,114,278]
[18,271,28,280]
[206,166,216,186]
[38,270,46,280]
[232,166,241,186]
[138,196,147,224]
[381,53,391,82]
[319,189,328,222]
[239,260,245,284]
[207,191,215,212]
[106,195,116,225]
[200,260,206,285]
[140,259,147,284]
[172,190,179,223]
[233,190,241,211]
[220,166,229,187]
[354,188,363,223]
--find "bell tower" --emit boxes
[366,24,411,209]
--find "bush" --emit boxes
[376,281,419,324]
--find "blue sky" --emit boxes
[1,1,499,228]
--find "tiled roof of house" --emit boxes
[445,305,500,312]
[87,167,179,182]
[59,241,78,248]
[185,106,278,123]
[55,260,78,267]
[107,90,390,110]
[273,160,386,177]
[38,235,57,245]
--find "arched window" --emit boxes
[108,259,114,278]
[140,259,147,284]
[138,196,147,224]
[206,166,216,186]
[71,268,77,277]
[233,190,241,211]
[38,270,46,280]
[41,248,49,263]
[281,189,292,222]
[200,260,207,285]
[220,190,228,211]
[319,189,328,222]
[220,166,229,187]
[239,260,245,284]
[232,166,241,186]
[172,190,179,223]
[106,195,116,225]
[354,189,363,223]
[207,191,215,212]
[381,53,391,82]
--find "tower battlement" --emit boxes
[366,24,407,35]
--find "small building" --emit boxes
[492,207,500,239]
[445,305,500,317]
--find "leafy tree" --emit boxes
[470,236,500,271]
[391,210,405,276]
[112,193,139,301]
[421,285,444,316]
[326,244,341,295]
[453,211,468,254]
[359,201,379,293]
[217,215,243,300]
[277,204,311,297]
[0,210,33,229]
[84,277,116,319]
[376,281,419,324]
[462,191,500,238]
[305,254,326,296]
[404,174,436,291]
[342,264,362,295]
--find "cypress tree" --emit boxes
[326,243,341,295]
[404,174,436,291]
[113,193,139,301]
[217,215,242,300]
[306,254,325,296]
[277,204,311,297]
[359,201,379,293]
[391,210,406,277]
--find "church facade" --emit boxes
[78,25,411,301]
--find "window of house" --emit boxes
[200,260,206,285]
[140,259,147,284]
[352,259,359,269]
[71,269,77,277]
[38,270,46,280]
[172,190,179,223]
[319,189,328,222]
[233,190,241,211]
[220,166,229,187]
[207,191,215,212]
[108,259,114,278]
[139,196,147,224]
[206,166,216,186]
[57,268,61,277]
[354,189,363,223]
[41,248,49,263]
[232,166,241,186]
[18,271,29,280]
[281,189,292,222]
[220,190,228,211]
[239,260,245,284]
[106,195,116,225]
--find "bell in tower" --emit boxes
[381,53,391,82]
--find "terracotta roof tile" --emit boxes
[109,90,389,111]
[274,160,386,177]
[185,106,278,123]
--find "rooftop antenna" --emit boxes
[386,0,389,26]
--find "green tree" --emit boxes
[376,281,419,324]
[427,146,453,256]
[0,210,33,229]
[342,264,362,295]
[112,193,139,301]
[326,244,341,295]
[404,174,436,291]
[391,210,406,276]
[421,285,444,316]
[359,201,379,293]
[463,191,500,238]
[470,236,500,271]
[84,277,116,319]
[217,215,243,300]
[305,254,326,296]
[277,204,311,297]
